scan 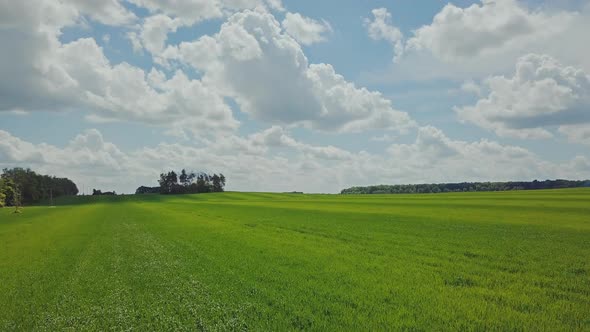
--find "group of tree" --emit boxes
[341,179,590,195]
[135,186,160,194]
[92,189,117,196]
[0,168,78,207]
[159,170,226,194]
[135,169,226,195]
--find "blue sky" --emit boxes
[0,0,589,193]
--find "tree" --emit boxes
[159,171,179,194]
[158,173,167,194]
[0,179,6,208]
[187,171,196,185]
[92,189,116,196]
[148,170,226,195]
[212,174,225,192]
[340,179,590,195]
[13,184,22,212]
[179,169,189,186]
[194,173,211,193]
[1,177,16,206]
[135,186,160,194]
[0,168,78,206]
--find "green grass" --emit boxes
[0,189,589,331]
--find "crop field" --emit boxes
[0,189,589,330]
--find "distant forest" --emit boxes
[341,179,590,194]
[136,169,226,195]
[0,168,78,207]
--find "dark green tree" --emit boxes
[159,171,179,194]
[179,169,189,186]
[195,173,211,193]
[148,170,226,195]
[212,174,225,192]
[0,178,7,208]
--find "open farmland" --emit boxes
[0,189,589,330]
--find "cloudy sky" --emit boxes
[1,0,589,194]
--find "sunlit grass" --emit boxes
[1,189,589,330]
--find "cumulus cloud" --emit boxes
[67,0,137,26]
[0,129,136,190]
[59,37,237,133]
[383,126,590,184]
[0,127,353,193]
[456,54,590,139]
[364,0,590,82]
[127,0,282,24]
[249,126,353,160]
[164,9,415,133]
[1,1,407,136]
[126,31,144,54]
[460,80,482,96]
[2,128,588,194]
[370,134,398,142]
[1,1,586,196]
[559,124,590,146]
[364,8,403,57]
[136,14,184,55]
[281,12,331,45]
[388,126,532,178]
[126,0,285,57]
[0,0,134,31]
[400,0,563,61]
[0,0,238,137]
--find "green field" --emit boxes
[0,189,589,330]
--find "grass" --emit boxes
[0,188,589,330]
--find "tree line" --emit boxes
[0,168,78,207]
[135,169,226,195]
[341,179,590,195]
[92,189,117,196]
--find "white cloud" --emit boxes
[126,32,144,54]
[0,1,415,137]
[364,8,403,57]
[250,126,353,160]
[127,0,220,24]
[1,1,587,197]
[127,0,282,24]
[383,126,590,184]
[0,0,134,31]
[59,38,238,134]
[0,127,354,193]
[307,63,415,132]
[456,54,590,139]
[165,9,415,133]
[0,0,91,113]
[0,1,238,137]
[2,127,588,194]
[137,14,183,55]
[0,129,133,188]
[65,0,137,26]
[559,124,590,146]
[125,0,285,57]
[460,80,482,96]
[281,12,331,45]
[401,0,561,61]
[365,1,590,82]
[370,134,398,142]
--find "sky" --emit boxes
[0,0,589,194]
